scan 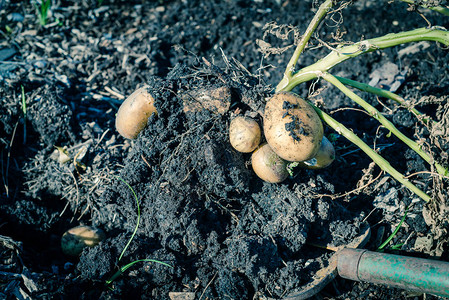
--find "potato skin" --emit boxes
[61,225,105,256]
[229,116,261,153]
[251,143,289,183]
[263,92,323,162]
[115,86,157,139]
[299,136,335,169]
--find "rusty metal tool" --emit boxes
[337,248,449,297]
[281,222,371,299]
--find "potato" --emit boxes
[251,143,289,183]
[61,225,105,256]
[115,86,157,139]
[263,92,323,162]
[299,136,335,169]
[229,116,261,153]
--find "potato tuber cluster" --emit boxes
[229,92,335,183]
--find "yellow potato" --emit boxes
[251,143,289,183]
[299,136,335,169]
[61,225,105,256]
[229,116,261,153]
[263,92,323,162]
[115,86,157,139]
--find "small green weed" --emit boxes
[377,207,409,251]
[105,176,172,287]
[36,0,51,26]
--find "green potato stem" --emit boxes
[333,75,433,125]
[277,27,449,92]
[311,104,431,202]
[280,0,334,87]
[274,1,449,202]
[321,72,448,177]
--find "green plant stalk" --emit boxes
[115,176,141,262]
[311,104,431,202]
[321,72,448,177]
[280,0,333,84]
[378,207,409,251]
[276,27,449,92]
[106,259,173,285]
[399,0,449,16]
[38,0,51,26]
[21,85,26,144]
[334,75,432,125]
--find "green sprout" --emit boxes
[105,259,173,286]
[275,0,449,202]
[105,176,172,286]
[287,161,300,177]
[114,176,141,262]
[378,207,409,251]
[36,0,51,26]
[5,25,13,34]
[21,85,27,144]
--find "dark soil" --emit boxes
[1,0,449,299]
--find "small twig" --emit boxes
[313,170,384,200]
[399,0,449,16]
[404,170,449,180]
[59,169,80,218]
[141,154,152,169]
[105,86,125,100]
[329,107,372,117]
[198,272,218,300]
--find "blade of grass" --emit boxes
[21,85,26,144]
[115,176,140,262]
[105,177,173,287]
[378,207,409,251]
[106,259,173,285]
[37,0,51,26]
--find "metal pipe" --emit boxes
[337,248,449,297]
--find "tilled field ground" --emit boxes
[1,0,449,299]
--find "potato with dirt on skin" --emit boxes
[263,92,323,162]
[299,136,335,169]
[61,225,105,256]
[229,116,261,153]
[251,143,289,183]
[115,86,157,139]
